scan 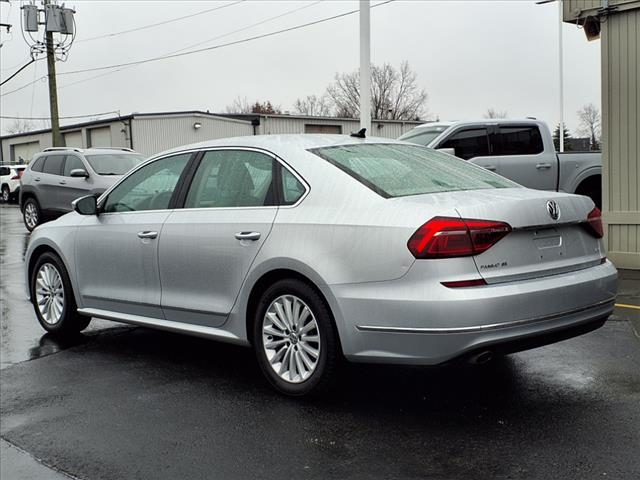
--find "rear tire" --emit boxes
[576,177,601,210]
[253,279,339,396]
[30,252,91,335]
[23,197,41,232]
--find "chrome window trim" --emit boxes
[97,146,310,213]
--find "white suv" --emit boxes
[0,164,27,203]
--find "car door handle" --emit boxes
[137,231,158,239]
[235,231,261,241]
[536,163,552,169]
[59,180,67,185]
[34,178,41,182]
[483,165,497,171]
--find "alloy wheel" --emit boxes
[262,295,321,384]
[1,188,8,202]
[35,263,65,325]
[25,203,38,229]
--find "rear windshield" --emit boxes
[310,143,518,198]
[85,153,146,175]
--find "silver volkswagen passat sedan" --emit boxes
[24,135,617,395]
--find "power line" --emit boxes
[1,110,120,120]
[57,0,394,77]
[75,0,247,43]
[56,1,324,92]
[1,1,395,97]
[0,59,36,86]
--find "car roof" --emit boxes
[156,134,406,159]
[34,148,139,156]
[408,119,546,131]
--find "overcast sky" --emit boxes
[0,0,601,135]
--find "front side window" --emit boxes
[103,154,190,213]
[184,150,275,208]
[85,153,146,175]
[310,143,518,198]
[63,156,86,176]
[492,126,543,156]
[42,155,65,176]
[0,167,9,176]
[438,128,490,160]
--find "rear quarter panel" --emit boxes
[557,152,601,193]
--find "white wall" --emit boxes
[131,114,253,156]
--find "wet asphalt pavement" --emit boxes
[1,203,639,480]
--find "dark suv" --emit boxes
[20,147,145,231]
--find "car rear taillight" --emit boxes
[582,207,604,238]
[407,216,512,259]
[441,279,487,288]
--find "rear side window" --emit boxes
[42,155,64,175]
[492,126,543,155]
[438,128,489,160]
[0,167,9,176]
[30,157,45,172]
[310,144,518,198]
[281,168,306,205]
[184,150,275,208]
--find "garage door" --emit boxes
[88,127,111,147]
[64,130,83,148]
[12,141,40,164]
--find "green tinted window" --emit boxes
[103,154,190,212]
[310,143,518,198]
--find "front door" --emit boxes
[159,149,278,326]
[58,154,92,212]
[75,153,192,318]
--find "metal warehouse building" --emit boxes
[0,111,422,163]
[564,0,639,269]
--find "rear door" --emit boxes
[435,127,500,172]
[38,154,66,212]
[159,148,279,327]
[493,124,557,190]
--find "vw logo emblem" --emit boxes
[546,200,560,220]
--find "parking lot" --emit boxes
[1,203,639,480]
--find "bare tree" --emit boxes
[484,108,508,119]
[5,118,38,134]
[225,96,253,114]
[326,61,429,120]
[293,94,332,116]
[576,103,601,150]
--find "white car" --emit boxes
[0,164,27,203]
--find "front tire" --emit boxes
[253,279,339,396]
[1,186,9,203]
[31,252,91,335]
[23,198,41,231]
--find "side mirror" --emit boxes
[70,168,89,178]
[72,195,97,215]
[436,147,457,156]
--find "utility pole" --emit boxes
[20,0,75,146]
[557,0,564,152]
[44,0,63,146]
[359,0,371,133]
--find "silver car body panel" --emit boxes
[25,134,617,364]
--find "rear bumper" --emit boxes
[331,260,617,365]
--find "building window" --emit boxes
[304,124,342,134]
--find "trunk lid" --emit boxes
[394,188,603,283]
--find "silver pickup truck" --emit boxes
[399,119,602,208]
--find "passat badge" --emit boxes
[546,200,560,220]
